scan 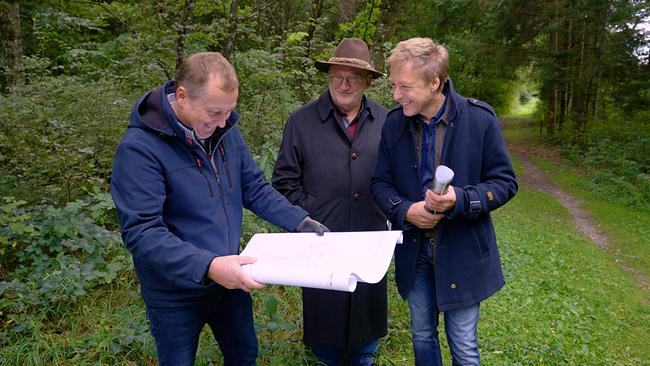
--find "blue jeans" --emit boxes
[312,339,378,366]
[407,243,481,366]
[145,289,258,366]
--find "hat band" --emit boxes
[328,57,372,69]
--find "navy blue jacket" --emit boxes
[370,80,517,311]
[111,81,308,307]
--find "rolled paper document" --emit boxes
[432,165,454,195]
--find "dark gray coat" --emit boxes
[272,91,388,348]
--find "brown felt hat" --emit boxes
[315,38,384,79]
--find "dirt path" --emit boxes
[501,117,650,295]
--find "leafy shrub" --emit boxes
[556,110,650,211]
[0,194,128,342]
[0,75,134,204]
[234,49,301,161]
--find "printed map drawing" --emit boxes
[241,231,403,292]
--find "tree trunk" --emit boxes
[373,0,397,73]
[339,0,362,22]
[558,83,567,131]
[546,84,557,135]
[305,0,324,58]
[223,0,238,61]
[0,0,23,91]
[544,0,559,135]
[557,16,572,131]
[175,0,195,72]
[587,8,606,128]
[573,15,588,133]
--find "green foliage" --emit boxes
[0,75,134,204]
[1,0,649,363]
[365,75,395,109]
[22,2,115,75]
[233,48,301,166]
[553,110,650,211]
[0,194,129,345]
[337,0,381,43]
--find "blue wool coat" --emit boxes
[370,80,518,311]
[111,81,308,307]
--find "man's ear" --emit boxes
[431,76,440,92]
[176,86,187,102]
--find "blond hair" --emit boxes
[175,52,239,99]
[387,38,448,91]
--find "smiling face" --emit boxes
[328,64,371,115]
[390,60,442,120]
[173,75,238,139]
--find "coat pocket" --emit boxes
[476,221,491,258]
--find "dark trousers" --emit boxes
[311,339,379,366]
[145,289,258,366]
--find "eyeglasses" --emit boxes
[328,75,367,87]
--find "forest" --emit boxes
[1,0,649,365]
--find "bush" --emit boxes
[0,194,128,344]
[233,48,302,178]
[0,76,135,205]
[556,110,650,211]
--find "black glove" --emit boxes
[296,216,330,236]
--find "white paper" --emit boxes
[240,230,403,292]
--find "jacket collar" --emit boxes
[443,78,459,122]
[316,90,374,122]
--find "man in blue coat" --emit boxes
[111,52,327,366]
[370,38,517,365]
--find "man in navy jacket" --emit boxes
[111,52,327,366]
[370,38,517,365]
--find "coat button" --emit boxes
[450,282,457,289]
[412,238,417,244]
[351,152,358,160]
[353,192,360,200]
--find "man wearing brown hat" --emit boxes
[272,38,389,366]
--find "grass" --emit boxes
[483,186,650,365]
[2,117,649,365]
[503,117,650,285]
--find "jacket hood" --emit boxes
[128,80,240,142]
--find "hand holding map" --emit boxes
[240,231,403,292]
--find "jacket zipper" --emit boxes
[209,132,235,253]
[219,144,232,189]
[191,136,232,253]
[193,156,214,197]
